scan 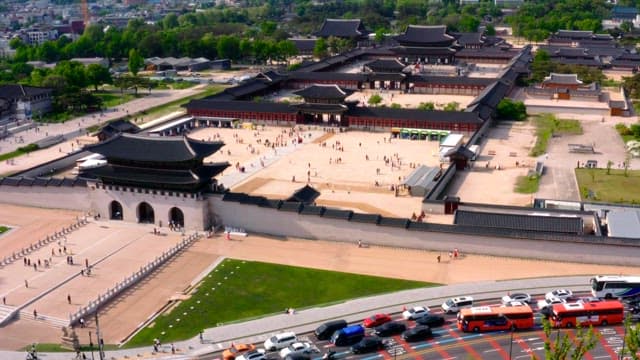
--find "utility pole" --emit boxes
[95,310,105,360]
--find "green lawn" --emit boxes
[514,175,540,194]
[530,114,583,157]
[125,258,435,347]
[576,168,640,204]
[94,92,138,108]
[0,144,39,162]
[0,226,9,234]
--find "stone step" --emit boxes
[18,309,68,328]
[0,304,16,325]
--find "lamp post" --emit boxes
[619,316,628,360]
[509,328,514,360]
[89,331,95,360]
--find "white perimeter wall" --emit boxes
[0,185,88,210]
[210,196,640,266]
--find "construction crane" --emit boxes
[81,0,90,25]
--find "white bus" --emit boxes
[590,275,640,299]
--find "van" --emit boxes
[441,296,474,314]
[263,331,297,351]
[315,319,347,340]
[330,324,364,346]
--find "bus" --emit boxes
[457,306,534,332]
[590,275,640,299]
[550,300,624,328]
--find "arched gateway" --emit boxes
[137,202,155,224]
[169,207,184,227]
[110,201,123,220]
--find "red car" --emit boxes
[363,313,392,328]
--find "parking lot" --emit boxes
[210,292,635,360]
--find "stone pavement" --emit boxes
[0,275,591,360]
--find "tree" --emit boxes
[368,94,382,106]
[418,102,435,110]
[534,317,599,360]
[390,103,402,109]
[443,102,460,111]
[217,35,241,60]
[497,99,527,120]
[128,49,144,76]
[86,64,112,91]
[313,37,328,59]
[622,315,640,360]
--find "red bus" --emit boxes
[457,306,535,332]
[551,300,624,328]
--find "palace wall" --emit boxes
[0,185,88,210]
[208,195,640,266]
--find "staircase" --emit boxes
[0,304,16,324]
[18,309,68,329]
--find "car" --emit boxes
[415,314,445,327]
[402,306,430,320]
[264,332,297,351]
[223,344,257,360]
[315,319,348,340]
[545,289,573,302]
[279,342,316,359]
[539,297,566,318]
[374,321,407,337]
[402,325,433,342]
[236,350,266,360]
[363,313,392,328]
[350,336,385,354]
[441,296,474,313]
[501,293,532,305]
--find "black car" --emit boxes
[350,337,385,354]
[402,325,433,342]
[374,321,406,337]
[416,314,445,327]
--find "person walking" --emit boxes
[67,294,71,304]
[24,280,28,288]
[33,309,37,319]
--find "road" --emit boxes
[0,85,208,155]
[203,292,634,360]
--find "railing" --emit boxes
[68,232,202,326]
[0,217,89,268]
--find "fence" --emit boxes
[68,232,202,326]
[0,217,89,268]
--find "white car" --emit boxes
[501,292,532,305]
[402,306,430,320]
[538,296,566,310]
[237,350,267,360]
[279,342,314,358]
[264,332,297,351]
[545,289,573,302]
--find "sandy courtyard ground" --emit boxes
[192,126,446,218]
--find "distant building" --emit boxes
[289,38,317,56]
[145,57,214,72]
[541,73,584,90]
[24,28,58,45]
[0,84,53,120]
[392,25,457,64]
[315,19,369,40]
[494,0,524,7]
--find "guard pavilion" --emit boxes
[392,25,458,64]
[293,84,354,126]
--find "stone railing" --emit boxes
[68,232,201,325]
[0,217,89,268]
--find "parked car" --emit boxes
[315,319,347,340]
[545,289,573,302]
[264,332,297,351]
[501,293,532,305]
[441,297,474,314]
[279,342,316,359]
[223,344,256,360]
[415,314,445,327]
[374,321,407,337]
[402,325,433,342]
[330,325,365,346]
[236,350,266,360]
[402,306,430,320]
[364,314,392,328]
[350,336,385,354]
[539,297,566,318]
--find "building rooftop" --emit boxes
[293,84,354,100]
[315,19,368,38]
[395,25,455,46]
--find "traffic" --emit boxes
[213,281,640,360]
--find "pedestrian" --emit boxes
[2,296,5,305]
[33,309,37,319]
[23,257,27,266]
[199,330,204,344]
[448,251,453,260]
[85,258,89,268]
[67,294,71,304]
[33,263,37,271]
[437,255,441,263]
[25,280,28,288]
[171,343,175,354]
[357,240,362,248]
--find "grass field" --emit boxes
[94,92,139,108]
[530,114,583,157]
[576,168,640,203]
[136,85,226,124]
[514,174,540,194]
[126,258,434,347]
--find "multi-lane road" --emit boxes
[209,293,635,360]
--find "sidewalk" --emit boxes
[0,275,591,360]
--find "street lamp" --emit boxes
[509,327,514,360]
[89,331,95,360]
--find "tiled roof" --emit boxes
[395,25,455,45]
[85,163,228,186]
[365,59,407,72]
[346,107,483,124]
[0,84,52,101]
[454,32,484,46]
[85,133,225,163]
[293,84,354,99]
[286,184,320,204]
[454,210,583,234]
[184,100,299,114]
[289,38,317,52]
[543,73,583,85]
[315,19,368,38]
